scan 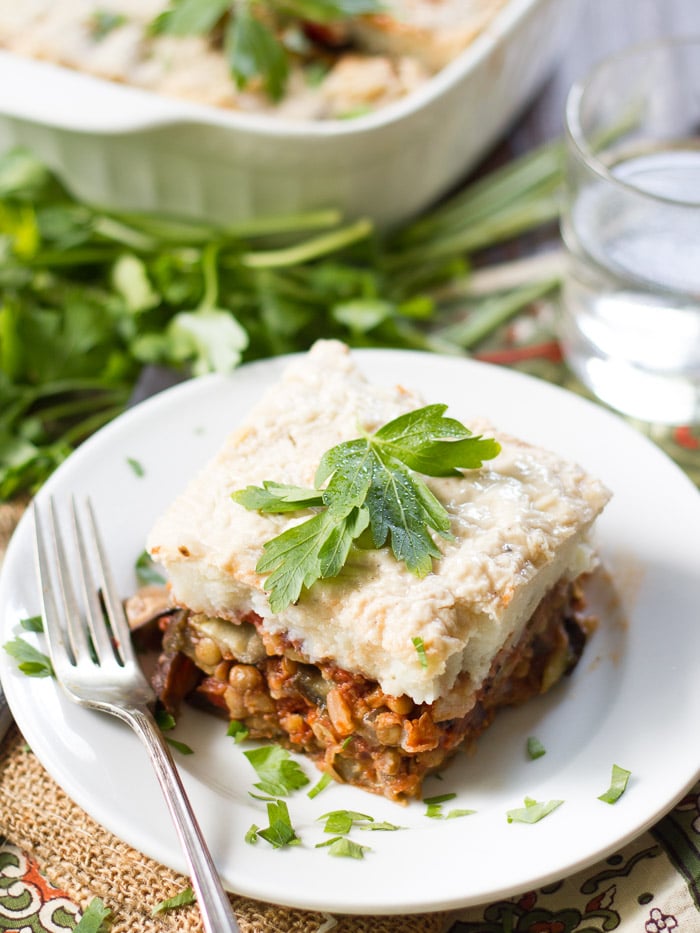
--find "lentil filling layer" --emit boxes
[152,578,589,802]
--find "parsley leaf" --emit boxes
[315,836,370,858]
[166,737,195,755]
[423,792,463,819]
[150,0,231,36]
[135,550,166,586]
[150,0,384,100]
[20,615,43,633]
[227,719,250,743]
[244,745,310,796]
[226,6,289,103]
[3,635,53,677]
[257,799,301,848]
[234,405,499,611]
[126,456,144,477]
[73,897,112,933]
[0,141,561,504]
[276,0,383,20]
[165,308,249,376]
[598,764,631,804]
[151,886,196,916]
[422,792,475,820]
[412,635,428,669]
[234,481,324,513]
[155,709,177,731]
[445,808,476,820]
[318,809,374,834]
[307,772,333,798]
[357,820,404,830]
[88,10,128,41]
[370,404,501,476]
[526,736,546,760]
[506,796,564,824]
[155,709,194,753]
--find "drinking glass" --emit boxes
[560,38,700,425]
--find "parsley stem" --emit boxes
[109,212,218,245]
[253,270,331,305]
[399,141,564,246]
[117,207,343,247]
[94,215,162,252]
[386,196,561,270]
[431,250,565,301]
[31,377,133,398]
[58,404,127,446]
[28,246,119,267]
[416,171,562,247]
[199,242,221,310]
[240,218,373,268]
[1,138,571,501]
[222,209,343,239]
[0,382,131,428]
[377,320,467,356]
[31,389,129,425]
[434,278,560,349]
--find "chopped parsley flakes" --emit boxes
[412,635,428,669]
[244,745,309,796]
[256,799,301,849]
[598,764,631,804]
[526,736,546,760]
[151,886,195,916]
[3,635,53,678]
[315,836,370,859]
[506,797,563,824]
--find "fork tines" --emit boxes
[34,497,134,673]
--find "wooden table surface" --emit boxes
[510,0,699,149]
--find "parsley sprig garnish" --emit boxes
[151,0,385,101]
[233,404,500,611]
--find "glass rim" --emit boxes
[565,35,700,208]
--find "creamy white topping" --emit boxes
[148,341,611,703]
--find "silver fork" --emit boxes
[34,497,240,933]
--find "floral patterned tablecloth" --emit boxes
[3,783,700,932]
[0,842,81,932]
[1,303,699,932]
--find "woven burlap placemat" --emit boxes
[0,502,449,933]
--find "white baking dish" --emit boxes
[0,0,576,228]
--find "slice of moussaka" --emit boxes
[147,340,611,802]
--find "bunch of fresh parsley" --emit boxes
[151,0,385,100]
[0,141,563,502]
[234,404,500,610]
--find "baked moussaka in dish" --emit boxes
[0,0,507,120]
[147,341,610,801]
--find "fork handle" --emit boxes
[126,707,241,932]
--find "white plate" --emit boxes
[1,349,700,915]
